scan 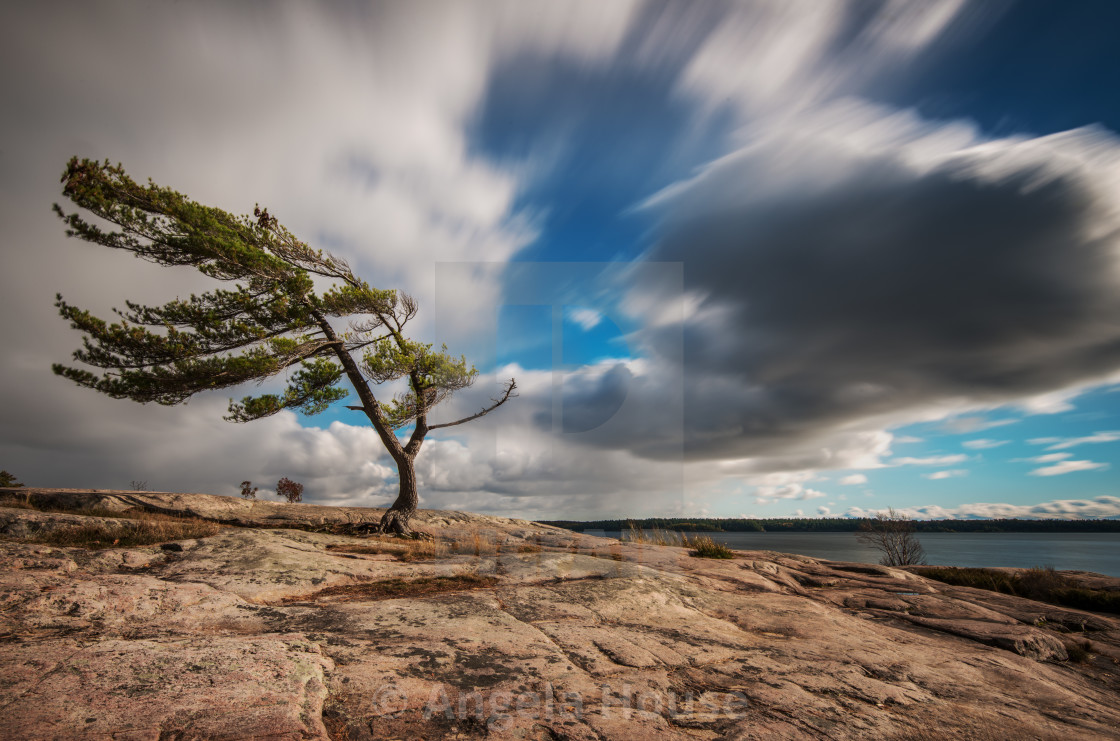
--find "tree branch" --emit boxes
[427,379,517,431]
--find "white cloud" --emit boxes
[6,2,1120,524]
[1029,431,1120,450]
[739,470,828,504]
[676,0,969,118]
[962,439,1010,450]
[1015,452,1072,464]
[817,506,831,517]
[848,496,1120,521]
[891,455,969,467]
[923,469,968,480]
[1016,388,1080,414]
[1030,460,1110,477]
[567,307,603,331]
[940,417,1020,434]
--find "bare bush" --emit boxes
[857,507,926,566]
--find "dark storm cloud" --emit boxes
[618,117,1120,461]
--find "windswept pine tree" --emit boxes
[52,158,516,535]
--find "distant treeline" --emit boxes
[538,517,1120,534]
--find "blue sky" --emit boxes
[2,1,1120,520]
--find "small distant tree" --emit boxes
[276,477,303,503]
[130,480,150,491]
[857,507,926,566]
[51,158,516,536]
[0,470,24,488]
[239,481,258,500]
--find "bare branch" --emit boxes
[428,379,518,431]
[397,292,418,326]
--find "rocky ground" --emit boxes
[1,488,1118,740]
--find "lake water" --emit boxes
[591,531,1120,577]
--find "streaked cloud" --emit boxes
[1029,431,1120,450]
[892,455,969,467]
[962,439,1010,450]
[1016,452,1073,464]
[848,496,1120,520]
[939,417,1019,434]
[1030,459,1110,477]
[566,307,603,331]
[923,469,968,480]
[2,1,1119,522]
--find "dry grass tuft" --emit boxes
[281,574,499,604]
[914,565,1120,615]
[31,511,224,549]
[327,538,449,561]
[682,534,736,559]
[328,529,519,562]
[623,522,683,546]
[396,539,450,561]
[450,530,500,556]
[1065,639,1094,663]
[624,523,736,558]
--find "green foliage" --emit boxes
[52,158,516,530]
[51,158,370,417]
[362,339,476,430]
[227,358,348,421]
[276,477,304,503]
[0,470,24,488]
[51,158,512,432]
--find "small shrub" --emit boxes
[915,566,1017,594]
[914,566,1120,615]
[517,543,543,554]
[1065,639,1094,663]
[276,477,304,503]
[1018,566,1065,600]
[0,470,24,488]
[684,534,735,559]
[239,481,258,500]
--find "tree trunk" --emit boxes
[377,453,418,537]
